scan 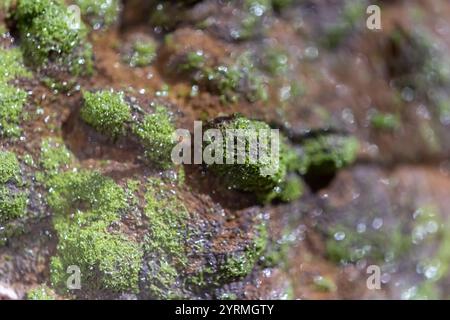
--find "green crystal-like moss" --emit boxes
[0,83,28,138]
[0,151,20,184]
[0,185,27,223]
[0,47,30,138]
[133,105,176,169]
[371,112,400,131]
[80,90,131,139]
[0,151,27,223]
[206,115,287,194]
[299,134,359,175]
[48,170,142,293]
[75,0,120,29]
[0,47,31,83]
[15,0,93,74]
[39,138,72,175]
[126,39,157,68]
[220,223,268,280]
[143,178,189,299]
[27,285,56,300]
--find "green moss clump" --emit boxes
[48,170,143,293]
[237,0,271,41]
[15,0,93,74]
[0,83,28,138]
[321,1,366,49]
[0,151,21,184]
[326,223,410,264]
[177,51,206,73]
[313,275,337,292]
[299,134,359,175]
[206,115,287,194]
[27,285,56,300]
[143,178,189,299]
[133,105,176,169]
[271,174,304,203]
[0,47,31,83]
[126,39,157,68]
[0,47,30,138]
[262,48,289,76]
[219,223,267,280]
[0,151,27,223]
[75,0,120,29]
[371,112,401,131]
[39,138,72,175]
[80,90,131,139]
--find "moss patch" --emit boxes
[27,285,57,300]
[80,90,131,139]
[47,170,142,294]
[15,0,93,74]
[0,151,27,223]
[298,134,359,176]
[142,178,189,299]
[75,0,120,29]
[133,105,176,169]
[125,39,157,68]
[0,47,30,138]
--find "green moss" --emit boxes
[218,292,238,300]
[321,1,366,49]
[0,47,31,83]
[39,138,72,175]
[299,134,359,175]
[0,151,27,223]
[15,0,93,74]
[219,222,267,280]
[0,83,28,138]
[237,0,271,40]
[143,178,189,298]
[313,275,337,292]
[75,0,120,29]
[371,112,400,131]
[206,115,288,194]
[263,48,289,76]
[48,170,142,293]
[80,90,131,139]
[125,39,157,68]
[178,51,206,73]
[0,47,30,138]
[326,223,410,264]
[0,151,21,184]
[261,174,304,203]
[0,186,27,223]
[133,105,175,169]
[27,285,56,300]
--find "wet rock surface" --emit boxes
[1,0,450,300]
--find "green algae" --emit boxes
[80,90,131,139]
